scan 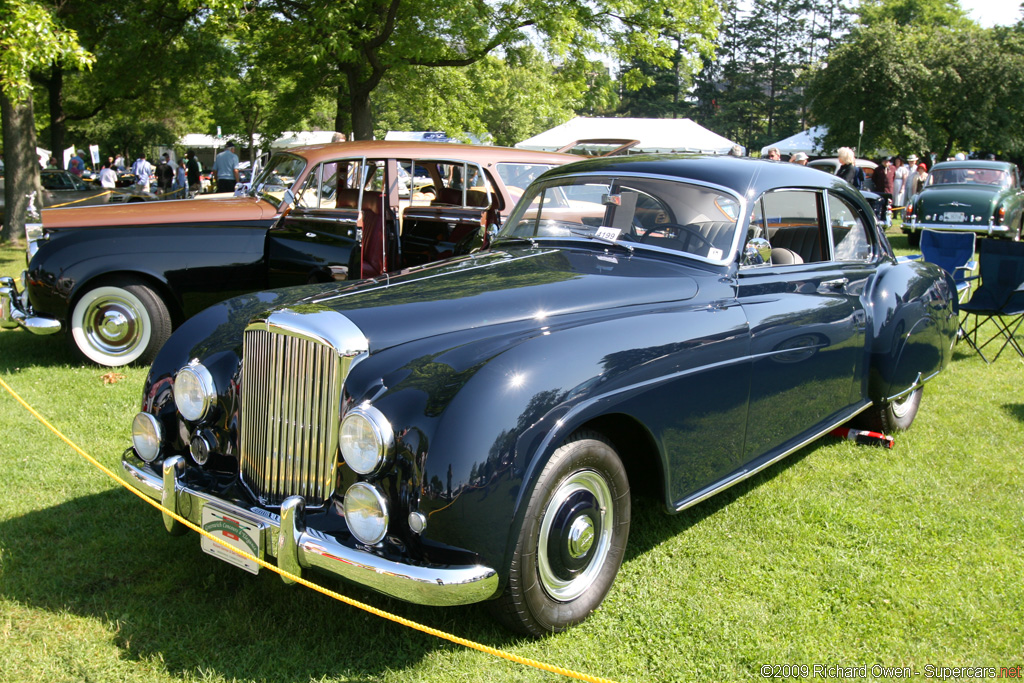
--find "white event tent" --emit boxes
[760,126,829,157]
[515,117,740,155]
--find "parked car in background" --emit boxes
[807,157,891,225]
[903,159,1024,246]
[807,156,878,181]
[0,169,156,224]
[119,155,958,636]
[0,141,575,366]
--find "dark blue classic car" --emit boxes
[121,156,958,635]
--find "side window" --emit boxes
[761,190,825,265]
[827,193,873,261]
[294,163,327,209]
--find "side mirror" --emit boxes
[742,237,772,267]
[281,189,294,210]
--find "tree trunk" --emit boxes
[47,63,66,168]
[347,72,375,141]
[1,91,43,244]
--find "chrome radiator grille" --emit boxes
[239,326,343,507]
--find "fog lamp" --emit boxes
[340,404,393,475]
[344,482,389,545]
[132,412,162,463]
[174,362,216,422]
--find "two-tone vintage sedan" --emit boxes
[120,155,958,636]
[0,141,574,366]
[903,159,1024,246]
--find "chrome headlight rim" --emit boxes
[173,362,217,422]
[343,482,389,545]
[339,403,395,475]
[131,412,162,463]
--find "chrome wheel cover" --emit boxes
[891,390,917,419]
[537,469,614,602]
[72,286,151,364]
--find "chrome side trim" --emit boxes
[673,402,873,512]
[121,452,498,606]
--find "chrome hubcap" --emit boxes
[84,295,142,355]
[537,469,613,602]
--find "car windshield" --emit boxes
[928,167,1011,188]
[248,153,307,207]
[495,162,557,203]
[498,174,741,263]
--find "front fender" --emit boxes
[865,259,957,401]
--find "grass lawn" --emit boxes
[0,233,1021,683]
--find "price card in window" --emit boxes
[595,227,621,241]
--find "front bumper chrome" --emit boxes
[0,275,62,335]
[121,451,499,606]
[903,220,1013,237]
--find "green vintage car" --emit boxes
[903,160,1024,246]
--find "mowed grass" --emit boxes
[0,235,1021,683]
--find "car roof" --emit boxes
[536,153,868,198]
[280,140,578,167]
[931,159,1016,171]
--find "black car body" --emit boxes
[0,141,574,366]
[120,155,958,635]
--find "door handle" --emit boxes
[820,277,849,290]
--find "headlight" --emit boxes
[173,362,217,422]
[132,412,162,463]
[339,404,394,475]
[344,482,389,545]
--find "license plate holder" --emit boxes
[201,504,266,575]
[942,211,966,222]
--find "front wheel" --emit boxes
[69,278,172,367]
[490,430,630,636]
[853,386,923,433]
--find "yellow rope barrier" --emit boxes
[0,375,620,683]
[48,190,117,208]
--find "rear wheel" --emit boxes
[69,278,172,367]
[490,430,630,636]
[853,386,923,433]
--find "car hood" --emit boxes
[257,247,703,354]
[40,195,278,229]
[915,185,999,217]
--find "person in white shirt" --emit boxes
[98,161,118,189]
[213,142,240,193]
[131,153,153,192]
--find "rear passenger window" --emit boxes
[760,190,825,265]
[827,193,873,261]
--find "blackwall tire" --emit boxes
[69,278,172,367]
[489,430,630,636]
[853,386,923,433]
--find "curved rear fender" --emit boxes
[864,259,957,401]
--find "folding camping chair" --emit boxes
[959,238,1024,363]
[919,229,977,303]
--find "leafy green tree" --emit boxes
[243,0,721,140]
[856,0,973,28]
[1,0,93,242]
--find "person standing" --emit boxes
[173,158,188,198]
[893,157,909,214]
[132,153,153,192]
[837,147,864,189]
[873,157,893,203]
[186,150,201,195]
[789,152,808,165]
[766,147,781,161]
[156,152,174,195]
[214,142,239,193]
[98,161,118,189]
[912,163,929,196]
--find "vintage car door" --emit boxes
[737,188,872,460]
[399,160,497,268]
[265,157,371,286]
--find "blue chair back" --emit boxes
[920,229,975,288]
[970,238,1024,311]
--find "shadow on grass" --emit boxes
[0,488,517,681]
[0,327,79,368]
[1003,403,1024,424]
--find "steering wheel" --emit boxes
[638,223,715,253]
